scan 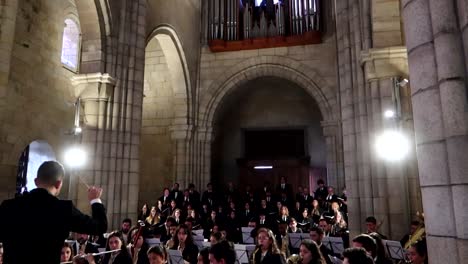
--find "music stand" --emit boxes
[193,235,206,250]
[168,249,185,264]
[322,237,344,255]
[193,229,204,237]
[289,233,302,249]
[241,227,254,244]
[383,240,406,260]
[145,238,161,247]
[234,244,256,264]
[202,241,211,248]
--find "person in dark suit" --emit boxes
[0,161,107,264]
[170,183,183,207]
[188,183,200,210]
[309,227,333,264]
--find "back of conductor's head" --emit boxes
[35,161,65,195]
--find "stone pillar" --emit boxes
[71,73,116,211]
[321,120,344,191]
[170,125,193,188]
[402,0,468,262]
[195,126,213,191]
[360,46,421,239]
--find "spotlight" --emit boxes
[397,78,409,87]
[384,110,395,119]
[375,130,410,162]
[64,146,87,168]
[73,126,82,135]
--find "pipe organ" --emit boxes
[208,0,321,41]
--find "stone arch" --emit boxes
[201,56,336,128]
[75,0,111,73]
[199,56,342,191]
[146,25,192,125]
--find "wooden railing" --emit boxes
[208,0,321,52]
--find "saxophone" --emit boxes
[404,226,425,249]
[287,254,302,264]
[251,247,260,264]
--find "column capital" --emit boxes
[360,46,409,82]
[197,126,214,142]
[321,120,340,137]
[71,73,116,99]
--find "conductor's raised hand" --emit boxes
[87,186,103,201]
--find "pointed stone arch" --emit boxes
[146,25,193,126]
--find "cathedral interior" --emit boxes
[0,0,467,263]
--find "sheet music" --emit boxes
[234,244,256,264]
[241,227,255,244]
[145,238,161,247]
[193,235,206,250]
[168,249,185,264]
[193,229,204,237]
[289,233,310,248]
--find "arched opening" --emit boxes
[140,27,191,205]
[211,77,326,193]
[16,140,56,195]
[61,18,81,71]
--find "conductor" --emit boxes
[0,161,108,264]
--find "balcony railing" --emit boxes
[208,0,321,52]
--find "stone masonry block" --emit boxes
[421,186,456,237]
[434,33,465,80]
[412,88,445,144]
[416,141,449,186]
[403,0,433,51]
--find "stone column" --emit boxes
[360,46,420,239]
[402,0,468,262]
[170,124,193,188]
[71,73,116,211]
[321,120,344,192]
[194,126,213,191]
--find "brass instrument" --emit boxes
[251,247,260,264]
[287,254,302,264]
[404,211,426,250]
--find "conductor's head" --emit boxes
[34,161,65,196]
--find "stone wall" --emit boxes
[0,0,79,200]
[212,77,326,184]
[196,36,342,190]
[140,38,176,205]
